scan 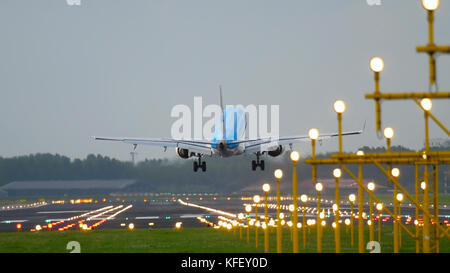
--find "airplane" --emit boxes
[94,89,363,172]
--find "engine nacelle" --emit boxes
[176,148,190,159]
[267,145,283,157]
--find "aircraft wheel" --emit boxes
[251,160,256,171]
[193,161,198,172]
[260,160,265,171]
[201,161,206,172]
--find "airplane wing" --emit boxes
[229,128,363,154]
[93,136,214,155]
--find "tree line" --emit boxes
[0,145,448,193]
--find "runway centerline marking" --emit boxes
[135,216,159,219]
[37,211,88,214]
[1,220,28,223]
[180,214,204,218]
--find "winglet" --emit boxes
[357,120,366,134]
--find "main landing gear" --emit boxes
[193,156,206,172]
[251,152,265,171]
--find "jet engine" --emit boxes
[176,148,190,159]
[267,145,283,157]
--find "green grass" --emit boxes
[0,227,260,253]
[0,225,448,253]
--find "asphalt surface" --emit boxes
[0,200,208,232]
[1,197,449,232]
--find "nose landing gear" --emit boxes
[193,156,206,172]
[251,152,265,171]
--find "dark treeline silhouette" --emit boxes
[0,144,448,193]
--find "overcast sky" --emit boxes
[0,0,449,162]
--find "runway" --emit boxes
[1,196,449,232]
[0,197,247,232]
